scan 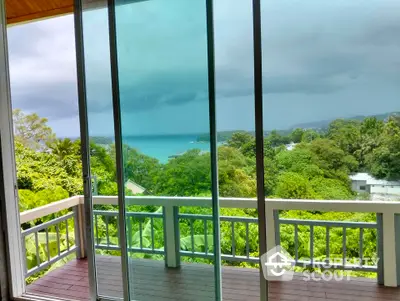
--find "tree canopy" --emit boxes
[15,111,400,204]
[15,110,400,279]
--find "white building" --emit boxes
[125,180,146,195]
[350,173,400,195]
[285,142,297,151]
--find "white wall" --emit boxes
[370,185,400,195]
[352,180,368,193]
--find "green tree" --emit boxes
[366,117,400,180]
[301,129,320,143]
[266,130,291,147]
[264,157,278,196]
[276,147,324,180]
[303,139,358,178]
[227,132,254,150]
[15,141,82,194]
[49,138,79,160]
[327,119,361,155]
[49,139,82,178]
[154,146,257,198]
[226,132,257,158]
[310,177,353,200]
[218,146,256,197]
[123,145,162,193]
[90,142,117,195]
[273,172,317,199]
[155,149,211,196]
[13,109,56,151]
[360,117,384,137]
[355,117,384,168]
[290,128,304,143]
[19,187,69,222]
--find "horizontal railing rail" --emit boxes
[20,196,80,224]
[19,195,400,286]
[276,219,377,228]
[92,195,400,213]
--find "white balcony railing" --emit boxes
[19,196,400,287]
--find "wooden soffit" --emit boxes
[6,0,145,25]
[6,0,74,25]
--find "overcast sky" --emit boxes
[7,0,400,137]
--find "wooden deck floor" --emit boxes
[25,256,400,301]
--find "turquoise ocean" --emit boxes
[123,134,211,163]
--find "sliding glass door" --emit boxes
[112,0,220,300]
[77,0,221,300]
[77,0,124,299]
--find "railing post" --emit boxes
[380,212,398,287]
[273,210,280,246]
[377,213,384,285]
[21,235,27,276]
[395,214,400,287]
[266,204,277,252]
[73,204,86,259]
[163,204,180,268]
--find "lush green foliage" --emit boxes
[13,109,56,151]
[16,110,400,280]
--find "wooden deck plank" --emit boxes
[25,256,400,301]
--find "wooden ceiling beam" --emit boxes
[5,0,142,25]
[6,5,73,25]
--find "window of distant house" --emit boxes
[360,186,366,190]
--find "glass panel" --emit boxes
[262,0,400,286]
[81,1,123,298]
[213,0,260,300]
[113,0,219,300]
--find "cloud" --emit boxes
[10,82,78,119]
[6,0,400,136]
[8,15,77,120]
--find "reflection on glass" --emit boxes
[82,2,123,299]
[213,1,262,299]
[114,0,217,300]
[262,0,400,282]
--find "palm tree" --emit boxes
[49,138,78,160]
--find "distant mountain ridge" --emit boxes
[68,112,400,143]
[289,112,400,130]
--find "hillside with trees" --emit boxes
[15,109,400,280]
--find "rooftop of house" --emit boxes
[125,179,146,194]
[350,172,400,186]
[350,172,374,182]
